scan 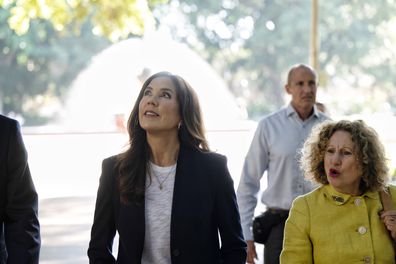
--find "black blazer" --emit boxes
[0,115,40,263]
[88,144,247,263]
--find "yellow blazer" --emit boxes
[281,184,396,264]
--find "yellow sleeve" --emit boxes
[280,196,313,264]
[388,184,396,208]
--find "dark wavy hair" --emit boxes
[116,71,209,204]
[300,119,389,193]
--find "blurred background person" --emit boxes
[88,71,247,263]
[315,102,328,115]
[281,119,396,263]
[0,115,41,263]
[237,64,329,264]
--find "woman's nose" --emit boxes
[331,152,342,165]
[147,95,158,105]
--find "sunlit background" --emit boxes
[1,0,396,263]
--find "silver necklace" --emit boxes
[150,164,176,190]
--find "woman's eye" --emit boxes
[143,90,151,96]
[343,151,352,156]
[326,149,335,154]
[161,92,171,98]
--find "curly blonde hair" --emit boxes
[300,119,389,192]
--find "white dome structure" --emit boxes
[62,33,247,131]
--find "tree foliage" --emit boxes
[1,0,167,42]
[157,0,396,118]
[1,0,396,124]
[0,7,109,124]
[0,0,167,124]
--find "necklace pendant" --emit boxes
[159,184,163,190]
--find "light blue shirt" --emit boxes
[237,104,329,240]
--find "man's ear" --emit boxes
[285,84,291,95]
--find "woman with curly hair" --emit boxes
[280,119,396,263]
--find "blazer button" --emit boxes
[173,249,180,257]
[358,226,367,235]
[363,256,371,263]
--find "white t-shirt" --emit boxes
[141,162,177,264]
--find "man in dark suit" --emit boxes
[0,115,40,263]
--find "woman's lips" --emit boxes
[329,168,340,178]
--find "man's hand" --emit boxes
[246,240,258,264]
[381,210,396,240]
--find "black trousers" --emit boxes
[263,215,287,264]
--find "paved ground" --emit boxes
[25,132,125,263]
[38,196,264,263]
[39,196,95,264]
[27,119,396,263]
[23,125,258,263]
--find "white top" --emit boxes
[141,162,177,264]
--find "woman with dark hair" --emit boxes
[88,71,247,264]
[280,119,396,263]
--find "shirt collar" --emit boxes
[323,184,379,205]
[286,103,319,118]
[363,190,379,200]
[312,104,321,117]
[286,104,295,117]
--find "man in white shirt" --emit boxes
[237,64,329,264]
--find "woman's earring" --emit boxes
[178,122,182,130]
